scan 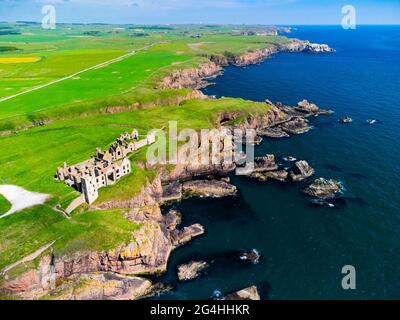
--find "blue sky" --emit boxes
[1,0,399,24]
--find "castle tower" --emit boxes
[81,175,99,204]
[131,129,139,140]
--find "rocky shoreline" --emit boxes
[161,39,334,90]
[0,97,333,300]
[0,37,336,301]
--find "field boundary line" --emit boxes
[0,43,161,104]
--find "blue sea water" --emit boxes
[154,26,400,299]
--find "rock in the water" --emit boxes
[290,160,315,182]
[239,249,260,264]
[253,154,279,172]
[304,42,335,53]
[249,170,288,182]
[303,178,343,199]
[182,179,237,198]
[257,126,289,138]
[339,117,353,123]
[295,99,333,116]
[243,154,288,182]
[235,133,263,145]
[280,117,311,134]
[177,261,209,281]
[171,223,205,247]
[297,99,320,113]
[223,286,260,300]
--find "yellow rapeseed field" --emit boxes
[0,56,41,64]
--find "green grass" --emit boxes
[0,25,165,100]
[0,194,11,215]
[0,23,283,279]
[0,207,141,270]
[0,25,289,131]
[0,51,195,130]
[0,96,267,202]
[0,46,18,52]
[150,34,290,57]
[0,49,127,99]
[96,164,158,203]
[0,96,268,272]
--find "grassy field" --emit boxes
[0,207,141,270]
[0,23,289,130]
[0,23,283,278]
[0,50,194,128]
[0,23,164,100]
[0,194,11,215]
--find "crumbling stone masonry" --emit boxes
[56,129,156,204]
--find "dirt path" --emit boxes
[1,241,56,275]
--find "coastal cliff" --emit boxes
[231,47,277,66]
[0,97,332,300]
[0,35,334,301]
[1,175,205,300]
[161,62,223,89]
[161,39,334,89]
[278,39,334,53]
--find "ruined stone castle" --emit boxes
[56,129,156,204]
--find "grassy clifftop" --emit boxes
[0,97,269,272]
[0,23,278,275]
[0,207,141,271]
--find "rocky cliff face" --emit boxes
[182,179,237,198]
[161,62,222,89]
[94,175,164,212]
[232,47,278,66]
[2,38,335,300]
[278,39,335,53]
[50,273,155,300]
[162,162,236,183]
[1,175,205,300]
[161,39,334,90]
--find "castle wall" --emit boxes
[56,129,155,204]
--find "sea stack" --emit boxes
[177,261,209,281]
[290,160,315,182]
[223,286,261,300]
[303,178,343,199]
